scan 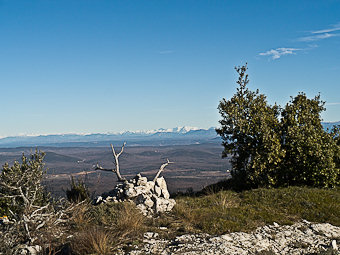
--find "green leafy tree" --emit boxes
[330,125,340,168]
[217,64,340,188]
[216,64,285,187]
[280,93,340,187]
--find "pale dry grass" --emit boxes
[71,227,112,255]
[70,202,93,230]
[212,191,240,209]
[114,202,145,238]
[69,202,146,253]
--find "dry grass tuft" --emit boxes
[71,226,112,255]
[114,202,145,238]
[70,202,93,230]
[69,201,146,251]
[212,191,240,209]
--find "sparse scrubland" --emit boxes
[1,65,339,254]
[0,152,339,254]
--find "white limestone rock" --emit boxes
[162,188,170,199]
[154,185,162,197]
[144,197,154,208]
[116,221,340,255]
[137,176,148,186]
[94,173,175,215]
[156,177,167,190]
[145,181,155,192]
[152,195,176,213]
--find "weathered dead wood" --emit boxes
[153,159,173,182]
[94,143,173,183]
[0,178,84,245]
[94,142,127,182]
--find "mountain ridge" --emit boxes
[0,127,217,148]
[0,122,338,148]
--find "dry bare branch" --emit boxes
[153,159,173,182]
[94,142,127,182]
[94,163,115,172]
[111,142,126,181]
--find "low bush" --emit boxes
[0,151,77,253]
[66,176,91,203]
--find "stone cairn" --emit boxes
[93,143,176,216]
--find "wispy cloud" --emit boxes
[326,102,340,106]
[259,23,339,60]
[298,23,340,42]
[312,23,340,34]
[259,47,300,60]
[298,33,339,42]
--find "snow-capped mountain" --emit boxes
[0,127,217,148]
[0,122,337,148]
[322,121,340,131]
[119,126,201,135]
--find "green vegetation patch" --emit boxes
[167,186,340,235]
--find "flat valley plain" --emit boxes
[0,142,231,197]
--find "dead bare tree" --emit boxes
[94,143,173,182]
[94,142,127,182]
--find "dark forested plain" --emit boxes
[0,142,231,197]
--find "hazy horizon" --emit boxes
[1,121,339,140]
[0,125,213,139]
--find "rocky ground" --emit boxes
[118,220,339,255]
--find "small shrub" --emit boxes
[0,150,49,217]
[0,150,77,253]
[66,176,90,203]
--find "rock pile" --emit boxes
[94,174,176,215]
[118,220,340,254]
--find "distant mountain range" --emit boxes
[0,127,218,148]
[0,122,339,148]
[321,121,340,131]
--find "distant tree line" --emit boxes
[217,64,340,188]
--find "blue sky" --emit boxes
[0,0,339,137]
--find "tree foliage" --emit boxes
[216,64,284,187]
[0,150,48,216]
[280,93,339,187]
[330,125,340,171]
[217,64,340,188]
